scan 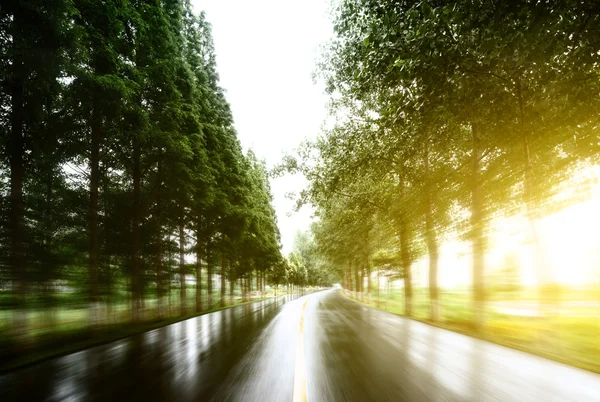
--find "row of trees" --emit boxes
[287,0,600,329]
[288,231,336,290]
[0,0,286,334]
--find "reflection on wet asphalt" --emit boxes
[1,290,599,401]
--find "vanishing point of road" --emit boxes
[1,290,599,401]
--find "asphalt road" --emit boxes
[1,290,599,401]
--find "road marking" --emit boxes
[293,297,311,402]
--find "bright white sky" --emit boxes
[191,0,333,254]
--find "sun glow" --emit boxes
[420,168,600,289]
[533,189,600,286]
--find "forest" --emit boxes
[0,0,329,369]
[281,0,600,372]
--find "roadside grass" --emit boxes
[345,289,600,374]
[0,296,273,373]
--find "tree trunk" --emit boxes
[101,168,111,323]
[426,231,440,322]
[229,263,235,304]
[179,216,186,314]
[344,269,349,291]
[42,167,55,328]
[241,277,246,302]
[471,122,485,330]
[366,258,372,301]
[361,265,366,294]
[377,269,381,308]
[155,194,164,318]
[347,268,351,292]
[359,265,364,301]
[131,138,142,322]
[220,253,226,306]
[167,228,173,315]
[195,220,202,312]
[517,79,552,314]
[399,178,412,317]
[401,239,413,318]
[518,78,534,219]
[255,269,260,295]
[424,142,440,322]
[9,19,26,334]
[153,162,164,319]
[207,242,213,308]
[354,261,360,301]
[89,100,101,325]
[154,186,164,318]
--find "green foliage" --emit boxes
[292,0,600,323]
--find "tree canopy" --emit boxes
[289,0,600,327]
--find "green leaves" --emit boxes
[301,0,600,298]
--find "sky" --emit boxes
[191,0,334,254]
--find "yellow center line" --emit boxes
[293,297,311,402]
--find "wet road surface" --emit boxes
[1,290,599,401]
